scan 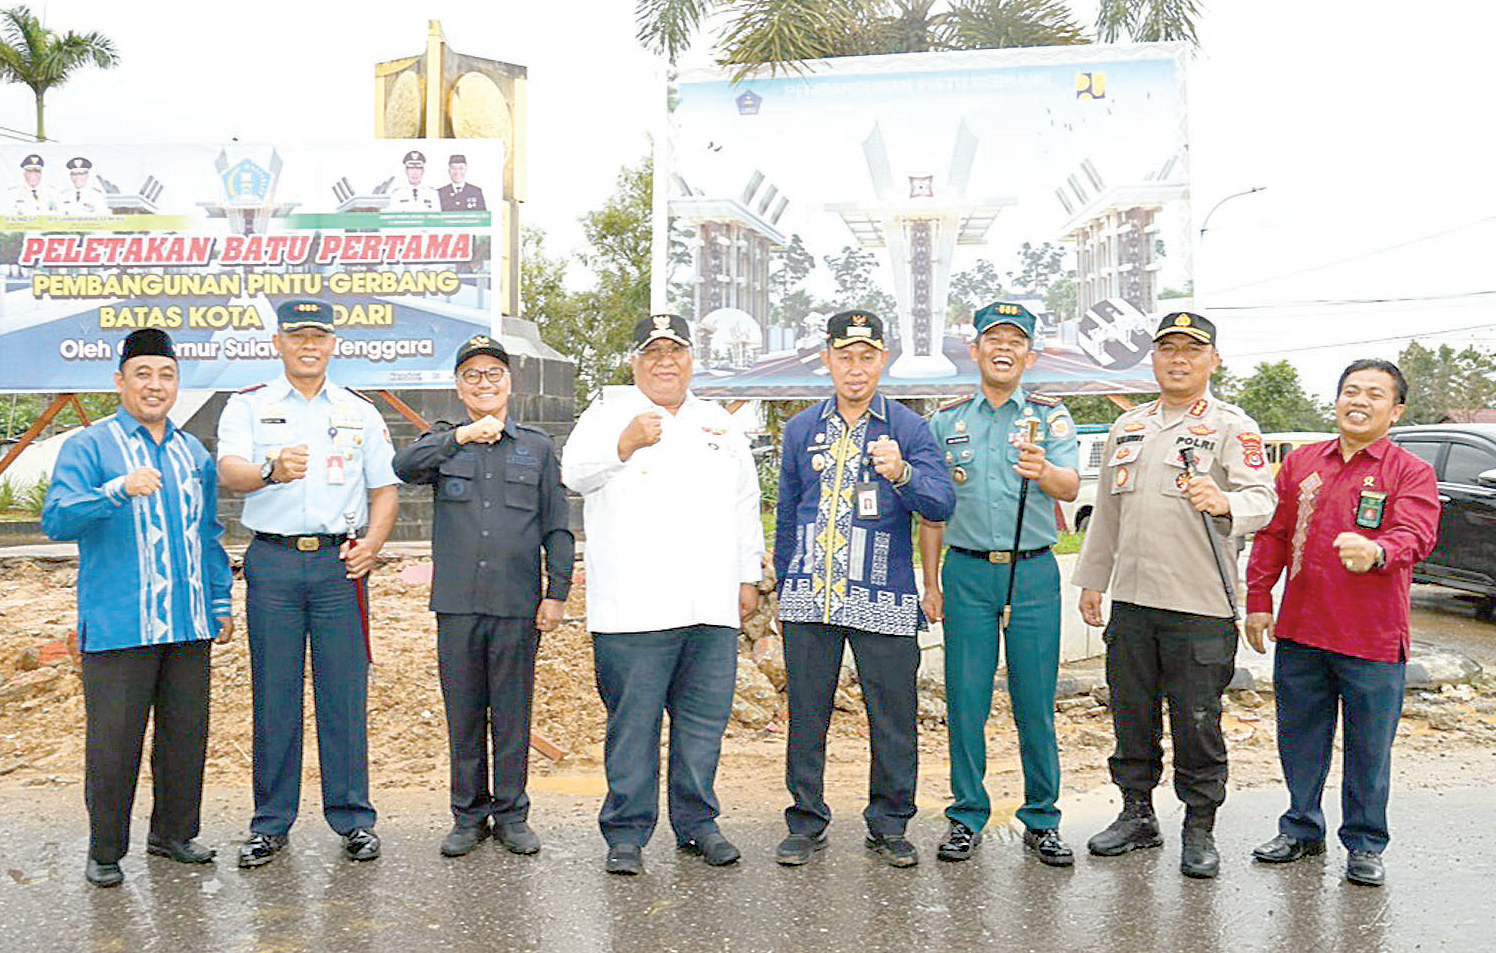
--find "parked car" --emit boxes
[1058,425,1108,532]
[1262,431,1336,474]
[1387,424,1496,615]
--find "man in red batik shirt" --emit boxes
[1244,358,1439,889]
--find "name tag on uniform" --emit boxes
[945,434,970,445]
[326,454,346,485]
[855,481,880,519]
[1355,490,1387,529]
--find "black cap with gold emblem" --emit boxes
[402,150,426,167]
[1154,311,1216,346]
[633,313,691,349]
[19,154,42,171]
[66,156,92,172]
[826,309,886,350]
[454,333,509,371]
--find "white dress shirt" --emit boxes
[562,385,763,633]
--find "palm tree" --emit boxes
[1094,0,1200,46]
[0,5,120,140]
[638,0,1088,80]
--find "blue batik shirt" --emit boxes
[42,409,232,653]
[774,394,955,636]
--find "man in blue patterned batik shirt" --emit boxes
[773,310,955,869]
[43,328,234,889]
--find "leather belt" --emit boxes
[254,532,345,553]
[948,544,1051,564]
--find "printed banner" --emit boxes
[0,141,503,392]
[660,45,1192,398]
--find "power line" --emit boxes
[1212,289,1496,311]
[1212,214,1496,295]
[1235,321,1496,358]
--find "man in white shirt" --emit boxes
[562,313,763,876]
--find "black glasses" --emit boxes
[459,368,508,384]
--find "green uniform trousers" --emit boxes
[941,548,1062,832]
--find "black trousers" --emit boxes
[436,614,539,827]
[1103,602,1236,810]
[80,640,211,864]
[783,622,920,838]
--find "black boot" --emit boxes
[1180,806,1220,879]
[1087,789,1164,857]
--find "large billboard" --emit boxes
[659,44,1192,398]
[0,141,504,392]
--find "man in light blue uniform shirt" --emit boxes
[44,328,234,888]
[216,299,398,868]
[919,301,1080,867]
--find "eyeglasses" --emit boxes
[459,368,508,384]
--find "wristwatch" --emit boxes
[1373,544,1386,569]
[260,458,280,485]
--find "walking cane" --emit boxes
[1178,446,1239,621]
[1001,418,1042,630]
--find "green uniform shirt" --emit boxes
[928,387,1079,552]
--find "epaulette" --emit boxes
[236,383,267,394]
[935,394,975,412]
[1026,392,1061,407]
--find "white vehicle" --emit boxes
[1057,428,1107,532]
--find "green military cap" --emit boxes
[973,301,1037,338]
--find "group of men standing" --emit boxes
[47,297,1437,893]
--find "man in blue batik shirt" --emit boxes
[773,309,955,869]
[43,328,234,889]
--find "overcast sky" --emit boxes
[3,0,1493,399]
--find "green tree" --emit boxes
[822,245,895,316]
[1007,240,1065,295]
[1233,360,1331,432]
[1095,0,1201,46]
[1396,341,1496,424]
[1044,275,1077,322]
[948,258,1006,324]
[637,0,1087,79]
[0,5,119,140]
[529,157,654,406]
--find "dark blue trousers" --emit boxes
[245,537,375,837]
[1274,638,1405,854]
[783,622,920,838]
[592,625,738,848]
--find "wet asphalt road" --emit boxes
[2,784,1493,953]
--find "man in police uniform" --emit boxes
[919,301,1079,866]
[1073,311,1276,879]
[59,156,107,216]
[393,335,572,859]
[9,154,53,215]
[437,154,487,212]
[389,150,441,211]
[216,298,399,868]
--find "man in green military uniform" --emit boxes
[919,301,1080,866]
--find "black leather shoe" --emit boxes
[865,832,919,868]
[237,833,288,869]
[147,836,215,864]
[1180,827,1220,879]
[1252,833,1326,864]
[775,832,828,866]
[342,828,381,862]
[496,821,540,855]
[605,843,643,875]
[680,830,741,866]
[1346,850,1385,887]
[85,857,123,888]
[1023,827,1075,867]
[936,821,983,862]
[440,822,490,857]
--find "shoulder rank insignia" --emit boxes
[937,394,975,412]
[1027,392,1060,407]
[1188,398,1210,417]
[237,382,267,394]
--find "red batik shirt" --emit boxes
[1246,436,1440,662]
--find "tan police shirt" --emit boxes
[1072,392,1277,618]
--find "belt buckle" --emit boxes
[295,536,319,552]
[989,551,1010,564]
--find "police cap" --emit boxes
[276,298,336,332]
[1154,311,1217,346]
